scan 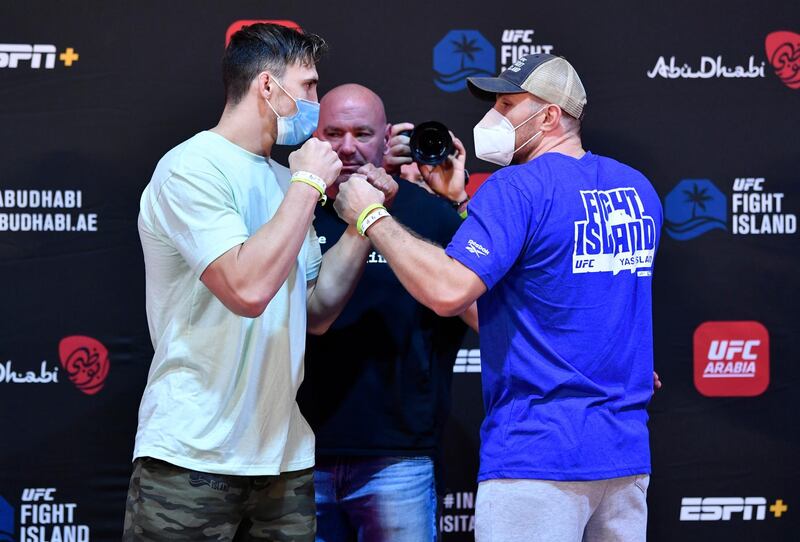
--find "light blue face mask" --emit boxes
[265,76,319,146]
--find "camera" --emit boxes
[401,121,454,166]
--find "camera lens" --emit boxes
[409,121,454,165]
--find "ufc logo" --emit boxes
[0,44,56,69]
[21,488,56,502]
[680,497,766,521]
[707,340,760,361]
[732,178,765,192]
[501,30,535,43]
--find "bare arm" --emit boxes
[382,125,478,322]
[200,138,342,318]
[202,182,320,317]
[306,225,371,334]
[361,217,486,317]
[306,164,399,334]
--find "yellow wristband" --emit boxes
[361,208,390,237]
[291,172,327,205]
[356,204,387,236]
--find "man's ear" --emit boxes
[383,123,392,154]
[540,104,563,133]
[257,71,273,100]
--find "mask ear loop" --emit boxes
[512,104,548,130]
[264,95,281,118]
[511,105,549,153]
[264,74,298,119]
[514,131,543,153]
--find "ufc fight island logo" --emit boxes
[693,321,769,397]
[573,188,657,276]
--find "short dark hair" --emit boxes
[222,24,327,105]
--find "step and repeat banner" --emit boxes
[1,1,798,540]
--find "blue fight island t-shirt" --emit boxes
[446,151,662,482]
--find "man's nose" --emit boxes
[339,133,357,155]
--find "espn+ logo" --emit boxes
[680,497,788,521]
[0,44,79,69]
[693,322,769,397]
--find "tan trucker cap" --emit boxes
[467,53,587,120]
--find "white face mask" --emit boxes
[473,105,548,166]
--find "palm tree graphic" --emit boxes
[451,34,482,70]
[683,182,713,219]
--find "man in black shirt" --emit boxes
[297,84,471,542]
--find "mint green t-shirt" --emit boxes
[135,131,321,475]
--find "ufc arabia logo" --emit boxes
[693,321,769,397]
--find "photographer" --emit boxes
[386,124,469,214]
[297,83,474,542]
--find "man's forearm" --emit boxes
[365,217,476,316]
[307,225,372,334]
[203,182,320,317]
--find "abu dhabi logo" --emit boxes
[433,30,495,92]
[646,55,764,79]
[58,335,110,395]
[664,179,726,240]
[765,30,800,89]
[647,30,799,88]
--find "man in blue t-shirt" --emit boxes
[332,54,663,541]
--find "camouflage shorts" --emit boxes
[123,457,315,541]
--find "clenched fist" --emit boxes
[334,175,386,226]
[289,138,343,185]
[356,164,399,208]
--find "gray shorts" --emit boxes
[475,475,649,542]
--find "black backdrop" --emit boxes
[1,1,798,540]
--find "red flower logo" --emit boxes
[225,20,302,47]
[765,31,800,89]
[58,336,110,395]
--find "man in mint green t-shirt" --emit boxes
[124,24,397,542]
